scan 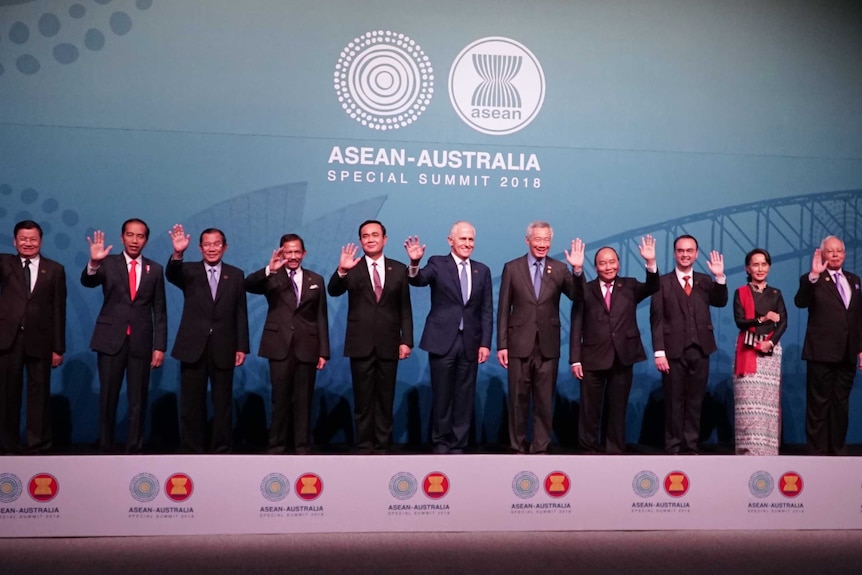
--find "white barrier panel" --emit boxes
[1,455,861,537]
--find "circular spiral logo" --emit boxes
[260,473,290,502]
[748,471,774,499]
[632,470,660,499]
[0,473,23,504]
[129,472,159,503]
[389,472,418,500]
[333,30,434,130]
[511,471,540,499]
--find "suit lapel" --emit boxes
[589,280,606,313]
[518,256,538,301]
[445,256,464,303]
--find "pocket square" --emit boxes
[309,284,319,290]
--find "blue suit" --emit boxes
[410,254,493,453]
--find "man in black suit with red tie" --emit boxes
[246,233,329,455]
[82,219,167,453]
[795,235,862,455]
[404,221,493,454]
[166,225,249,454]
[328,220,413,454]
[570,237,659,454]
[497,222,583,454]
[650,234,727,455]
[0,220,66,455]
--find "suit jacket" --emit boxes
[649,271,728,359]
[327,257,413,360]
[81,254,167,358]
[570,270,659,370]
[245,266,330,363]
[409,255,493,360]
[0,254,66,358]
[794,270,862,363]
[166,259,250,369]
[497,255,576,359]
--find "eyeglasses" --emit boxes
[201,242,224,249]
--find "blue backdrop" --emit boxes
[1,0,860,449]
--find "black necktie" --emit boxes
[24,259,32,295]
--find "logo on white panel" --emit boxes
[449,37,545,135]
[333,31,435,131]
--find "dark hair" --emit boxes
[14,219,43,238]
[279,233,306,251]
[593,246,619,267]
[358,219,386,238]
[199,228,227,245]
[673,234,698,251]
[122,218,150,239]
[744,248,771,282]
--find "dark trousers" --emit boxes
[428,333,477,454]
[806,359,856,455]
[662,345,709,454]
[97,338,151,453]
[350,354,398,454]
[180,338,235,454]
[268,354,316,455]
[0,332,52,454]
[507,338,559,454]
[578,357,633,454]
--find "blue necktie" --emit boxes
[533,261,543,299]
[289,269,299,302]
[459,261,469,330]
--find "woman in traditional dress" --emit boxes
[732,248,787,455]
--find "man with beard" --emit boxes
[246,234,329,454]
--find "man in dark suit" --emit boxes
[166,225,249,454]
[81,219,167,453]
[497,222,583,454]
[328,220,413,454]
[795,235,862,455]
[570,237,659,454]
[246,233,329,455]
[0,220,66,455]
[650,234,727,454]
[404,221,493,454]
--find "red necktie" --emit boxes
[604,283,612,310]
[683,275,692,296]
[128,260,137,335]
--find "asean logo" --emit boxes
[423,472,449,499]
[544,471,570,498]
[389,472,418,500]
[129,473,159,503]
[779,472,803,498]
[663,471,689,498]
[449,36,545,135]
[0,473,23,504]
[295,473,323,501]
[165,473,194,502]
[512,471,540,499]
[28,473,58,502]
[632,471,660,498]
[260,473,290,502]
[334,30,434,131]
[748,471,774,499]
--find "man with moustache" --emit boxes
[166,225,249,454]
[570,237,659,454]
[328,220,413,454]
[404,221,493,454]
[82,219,167,453]
[795,235,862,455]
[0,220,66,455]
[650,235,727,455]
[246,233,329,455]
[497,221,584,454]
